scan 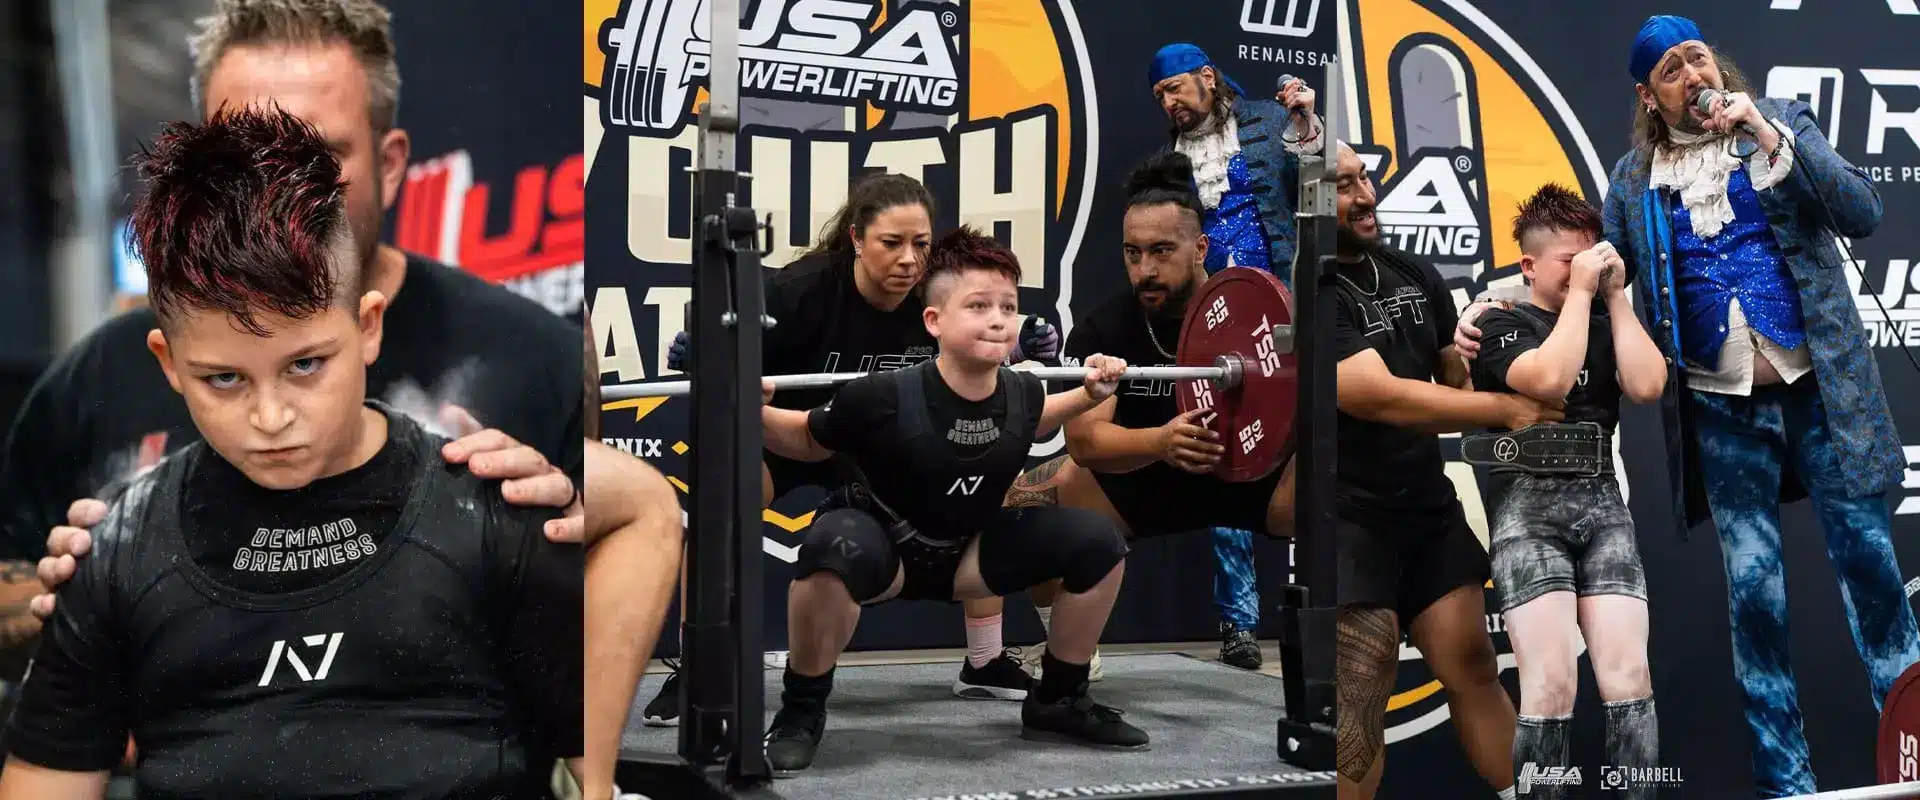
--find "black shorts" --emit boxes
[1094,464,1280,539]
[821,506,1127,603]
[1337,501,1490,632]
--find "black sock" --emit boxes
[1513,714,1571,800]
[1036,651,1091,703]
[1605,696,1659,799]
[782,666,834,709]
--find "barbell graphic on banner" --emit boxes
[602,267,1301,482]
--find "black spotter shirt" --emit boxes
[0,255,584,561]
[763,251,937,491]
[1064,291,1277,506]
[806,363,1044,542]
[1330,248,1461,524]
[5,408,583,799]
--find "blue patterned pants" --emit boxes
[1691,382,1920,798]
[1213,527,1260,630]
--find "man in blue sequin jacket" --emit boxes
[1458,16,1918,797]
[1145,43,1324,672]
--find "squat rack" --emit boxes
[616,0,1342,796]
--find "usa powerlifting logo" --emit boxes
[598,0,965,137]
[1343,0,1610,746]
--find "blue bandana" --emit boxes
[1149,43,1245,98]
[1629,15,1704,83]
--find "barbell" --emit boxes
[600,359,1245,399]
[600,266,1301,482]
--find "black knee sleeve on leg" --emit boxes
[1057,518,1129,593]
[794,509,897,603]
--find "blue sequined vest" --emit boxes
[1668,165,1806,369]
[1202,151,1272,274]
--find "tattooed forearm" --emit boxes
[1004,455,1071,508]
[0,559,46,679]
[1337,606,1400,784]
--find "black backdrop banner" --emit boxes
[584,0,1335,660]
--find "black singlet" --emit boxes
[806,362,1044,542]
[5,407,583,800]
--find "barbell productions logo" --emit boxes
[1597,765,1685,792]
[1344,0,1612,745]
[1517,763,1582,794]
[586,0,1099,561]
[600,0,966,134]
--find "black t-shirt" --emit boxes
[765,250,937,414]
[1330,248,1460,522]
[762,250,937,490]
[1468,302,1622,433]
[806,362,1044,542]
[1062,291,1254,497]
[0,255,584,561]
[5,408,583,799]
[185,410,418,595]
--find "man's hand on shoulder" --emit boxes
[439,405,581,541]
[26,499,108,622]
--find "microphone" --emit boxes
[1694,88,1758,137]
[1278,73,1307,117]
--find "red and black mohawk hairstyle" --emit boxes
[1511,183,1603,254]
[923,225,1022,305]
[129,104,353,336]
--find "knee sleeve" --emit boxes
[1055,517,1129,594]
[794,509,897,603]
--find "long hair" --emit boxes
[1125,151,1204,231]
[1631,47,1755,175]
[1166,67,1240,142]
[801,172,936,259]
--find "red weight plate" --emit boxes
[1175,267,1297,482]
[1879,660,1920,782]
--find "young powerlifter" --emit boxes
[1462,185,1666,798]
[647,174,1064,724]
[757,227,1145,774]
[0,107,582,799]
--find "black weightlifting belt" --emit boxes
[832,480,966,551]
[1460,421,1613,478]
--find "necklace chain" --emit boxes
[1143,312,1177,360]
[1338,253,1381,296]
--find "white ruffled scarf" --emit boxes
[1649,128,1744,238]
[1175,114,1240,210]
[1650,116,1795,239]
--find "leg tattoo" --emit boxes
[1605,696,1659,800]
[1337,607,1398,783]
[1004,454,1069,508]
[1513,715,1572,800]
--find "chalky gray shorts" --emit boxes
[1488,474,1648,613]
